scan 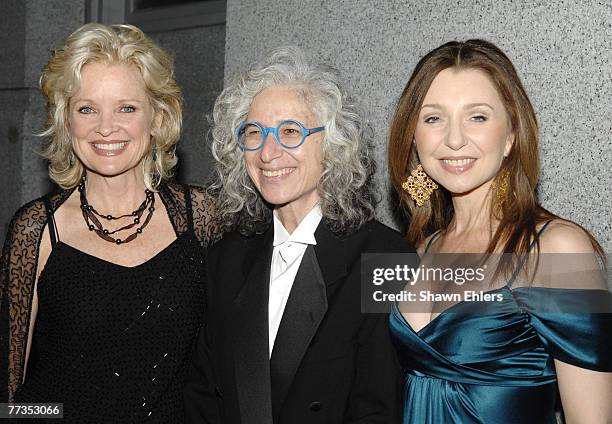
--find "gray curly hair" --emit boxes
[210,45,375,236]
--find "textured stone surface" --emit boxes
[0,0,26,88]
[0,91,27,237]
[20,89,54,205]
[0,0,27,237]
[0,0,84,244]
[148,24,226,187]
[225,0,612,251]
[20,0,85,205]
[23,0,85,88]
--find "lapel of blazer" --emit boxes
[314,221,352,287]
[233,228,274,424]
[269,246,328,420]
[269,222,354,419]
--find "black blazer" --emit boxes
[184,220,415,424]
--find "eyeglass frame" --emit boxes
[235,119,325,151]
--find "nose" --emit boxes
[444,117,467,150]
[259,131,283,162]
[95,111,117,137]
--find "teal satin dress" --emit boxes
[390,227,612,423]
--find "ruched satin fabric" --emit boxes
[390,287,612,424]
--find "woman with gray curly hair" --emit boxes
[185,46,415,424]
[0,23,220,421]
[210,46,375,236]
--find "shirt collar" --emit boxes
[273,204,322,247]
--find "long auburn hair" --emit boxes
[388,39,604,271]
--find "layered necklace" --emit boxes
[78,176,155,245]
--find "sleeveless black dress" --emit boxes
[13,184,213,423]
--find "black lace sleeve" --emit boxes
[189,185,223,247]
[0,199,48,402]
[159,181,223,248]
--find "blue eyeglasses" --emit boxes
[236,119,325,151]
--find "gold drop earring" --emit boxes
[402,164,438,207]
[491,168,510,212]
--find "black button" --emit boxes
[309,401,322,411]
[215,386,223,398]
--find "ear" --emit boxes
[503,131,515,158]
[412,139,421,162]
[151,110,163,137]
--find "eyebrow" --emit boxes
[420,102,495,110]
[72,98,145,104]
[464,102,494,110]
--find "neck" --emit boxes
[448,179,496,236]
[82,169,149,216]
[275,196,320,234]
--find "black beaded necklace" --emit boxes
[78,176,156,245]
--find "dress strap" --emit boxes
[183,184,195,233]
[529,220,551,250]
[424,231,442,254]
[43,196,60,247]
[507,220,552,288]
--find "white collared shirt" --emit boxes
[268,205,323,357]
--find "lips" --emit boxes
[442,158,475,167]
[261,167,295,177]
[440,157,476,173]
[94,142,127,150]
[89,140,129,156]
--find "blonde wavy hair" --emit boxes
[39,23,182,191]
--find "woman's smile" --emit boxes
[261,167,296,178]
[89,140,130,156]
[439,157,477,174]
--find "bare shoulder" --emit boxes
[538,219,598,254]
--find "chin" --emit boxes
[85,164,134,179]
[86,157,145,177]
[92,166,125,176]
[442,180,489,196]
[260,193,293,207]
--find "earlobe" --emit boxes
[504,133,515,157]
[412,139,420,159]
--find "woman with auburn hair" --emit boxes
[388,39,611,423]
[0,23,220,421]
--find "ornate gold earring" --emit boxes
[402,164,438,207]
[491,168,510,212]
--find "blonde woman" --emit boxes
[388,40,611,423]
[0,24,219,422]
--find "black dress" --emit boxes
[1,181,220,423]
